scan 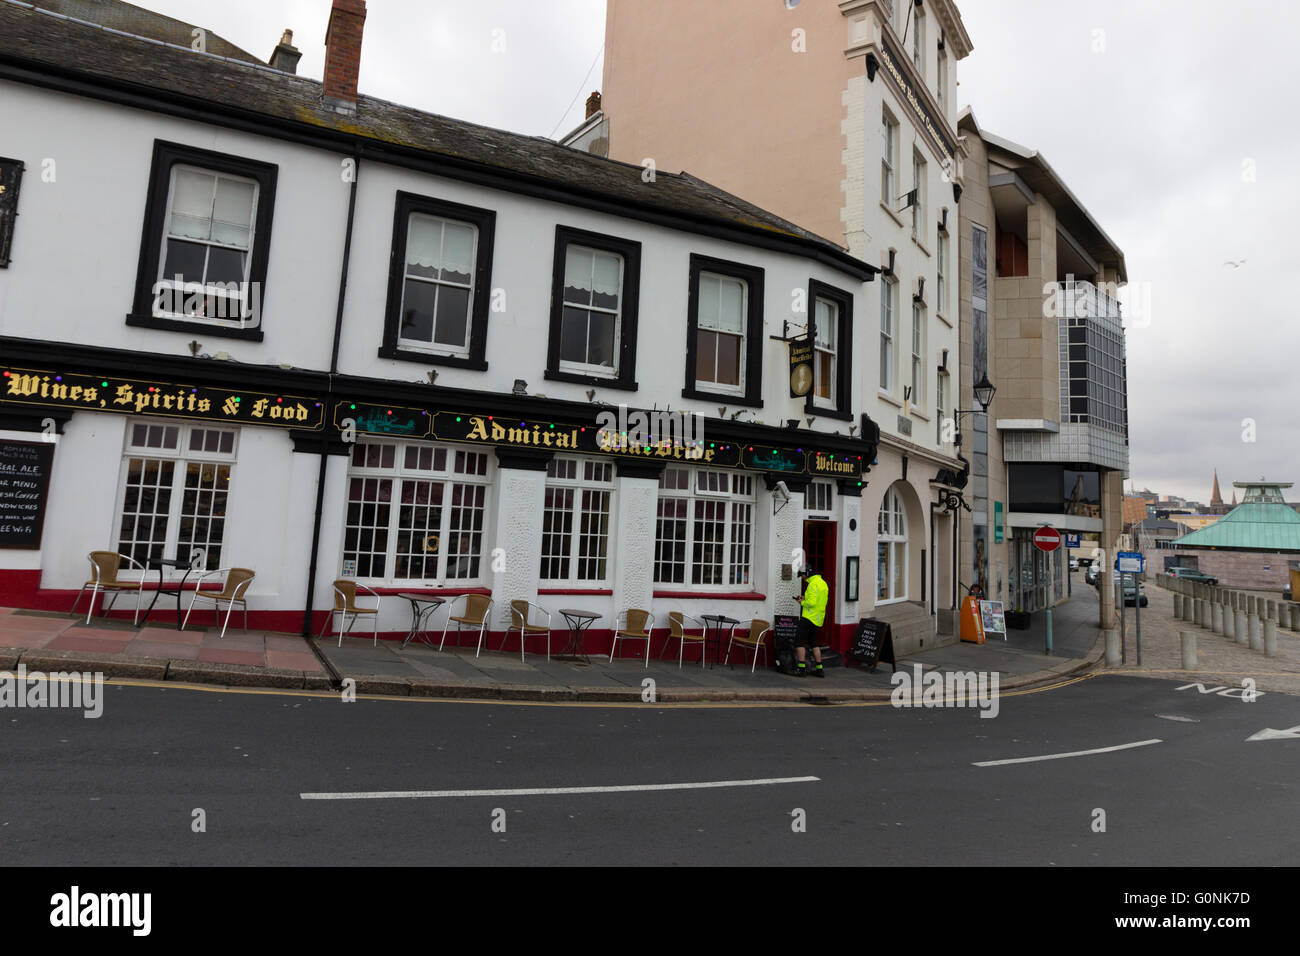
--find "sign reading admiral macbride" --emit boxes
[1,367,325,429]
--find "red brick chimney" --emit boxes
[323,0,366,113]
[585,91,602,119]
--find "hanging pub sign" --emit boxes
[0,366,326,430]
[0,157,23,268]
[788,333,813,398]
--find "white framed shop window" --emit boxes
[877,486,908,604]
[115,419,238,571]
[654,466,756,588]
[341,440,491,585]
[540,456,615,587]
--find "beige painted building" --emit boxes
[573,0,975,651]
[956,111,1128,629]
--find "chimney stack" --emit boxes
[269,29,302,74]
[585,91,602,119]
[323,0,367,114]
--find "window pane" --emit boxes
[591,252,621,310]
[400,279,436,343]
[587,310,616,367]
[696,329,718,383]
[698,274,720,330]
[715,333,741,387]
[407,215,442,279]
[563,248,594,306]
[206,247,247,285]
[433,285,471,348]
[440,223,475,284]
[559,307,589,363]
[213,178,255,231]
[170,169,213,235]
[717,277,744,333]
[162,240,206,285]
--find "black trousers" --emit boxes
[796,617,821,649]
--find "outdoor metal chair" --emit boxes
[500,599,553,661]
[322,579,382,647]
[610,608,656,667]
[71,551,146,625]
[440,593,494,657]
[182,567,255,639]
[663,610,708,668]
[726,618,772,673]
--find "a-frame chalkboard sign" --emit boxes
[850,618,896,673]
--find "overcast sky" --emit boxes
[140,0,1298,506]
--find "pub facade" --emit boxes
[0,0,888,654]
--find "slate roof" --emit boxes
[22,0,264,64]
[0,0,868,274]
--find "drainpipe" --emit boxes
[299,152,361,681]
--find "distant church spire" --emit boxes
[1210,470,1224,508]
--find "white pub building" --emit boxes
[0,0,886,656]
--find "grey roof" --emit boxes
[0,1,866,272]
[23,0,263,64]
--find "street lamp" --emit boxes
[952,374,996,447]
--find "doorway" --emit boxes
[801,519,838,648]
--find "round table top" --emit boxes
[559,608,600,620]
[701,614,740,625]
[396,593,446,603]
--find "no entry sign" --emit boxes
[1033,527,1062,553]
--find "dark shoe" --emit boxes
[814,668,826,678]
[795,667,808,677]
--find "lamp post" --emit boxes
[946,375,996,616]
[952,373,996,447]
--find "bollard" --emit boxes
[1105,629,1121,666]
[1179,630,1198,669]
[1224,602,1237,640]
[1173,593,1183,620]
[1267,600,1277,628]
[1249,612,1263,652]
[1289,604,1300,632]
[1273,600,1284,627]
[1212,601,1224,635]
[1236,608,1249,646]
[1264,619,1277,657]
[1191,596,1201,626]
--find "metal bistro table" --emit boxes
[556,609,600,664]
[137,557,197,630]
[700,614,741,668]
[397,594,446,649]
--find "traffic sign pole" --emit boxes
[1033,527,1062,656]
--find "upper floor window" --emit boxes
[684,255,765,406]
[936,369,948,445]
[546,226,641,391]
[808,279,853,419]
[913,6,926,76]
[937,49,948,111]
[381,192,496,370]
[910,302,925,408]
[881,109,899,207]
[912,151,927,239]
[129,141,278,341]
[880,277,897,394]
[937,229,949,313]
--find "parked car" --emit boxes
[1170,567,1218,586]
[1118,578,1148,607]
[1085,564,1100,586]
[1069,556,1080,571]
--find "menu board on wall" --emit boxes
[0,440,55,549]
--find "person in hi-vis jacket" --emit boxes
[793,566,828,677]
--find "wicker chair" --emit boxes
[440,593,495,657]
[726,618,772,673]
[609,608,656,668]
[182,568,255,639]
[500,599,553,661]
[71,551,146,625]
[663,610,708,668]
[322,579,382,647]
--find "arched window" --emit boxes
[877,487,907,603]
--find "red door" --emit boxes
[801,520,838,650]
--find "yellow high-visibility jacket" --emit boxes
[800,574,829,628]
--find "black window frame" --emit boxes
[805,278,853,421]
[545,225,641,391]
[379,191,496,370]
[128,140,278,342]
[682,254,765,408]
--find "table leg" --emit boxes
[138,570,163,627]
[176,568,194,631]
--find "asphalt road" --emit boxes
[2,673,1297,866]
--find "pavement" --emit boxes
[0,588,1107,702]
